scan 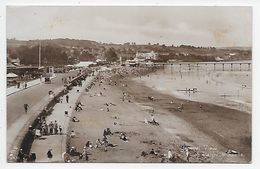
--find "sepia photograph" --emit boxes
[4,4,254,165]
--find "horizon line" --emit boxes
[6,38,252,49]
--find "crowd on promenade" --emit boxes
[36,118,63,136]
[15,69,93,163]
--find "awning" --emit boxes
[7,72,18,78]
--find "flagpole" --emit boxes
[39,40,41,68]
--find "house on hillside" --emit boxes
[74,61,96,68]
[117,53,135,61]
[135,51,158,61]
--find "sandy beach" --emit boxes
[66,67,251,163]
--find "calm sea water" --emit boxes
[134,61,252,113]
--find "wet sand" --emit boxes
[124,77,251,162]
[67,67,251,163]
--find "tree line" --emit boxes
[8,45,68,66]
[8,44,121,66]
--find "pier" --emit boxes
[152,61,252,71]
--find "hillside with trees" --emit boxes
[7,38,252,66]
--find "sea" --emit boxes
[134,60,252,113]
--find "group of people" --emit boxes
[39,120,62,136]
[67,128,114,161]
[17,81,28,89]
[122,92,132,102]
[140,147,187,163]
[144,113,159,126]
[75,101,84,112]
[71,75,86,87]
[15,70,97,163]
[120,132,128,142]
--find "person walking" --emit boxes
[24,82,27,89]
[24,104,29,113]
[47,149,53,160]
[66,95,69,103]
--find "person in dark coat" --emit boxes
[47,149,53,160]
[66,95,69,103]
[54,120,58,134]
[24,104,29,113]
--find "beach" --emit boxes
[66,67,251,163]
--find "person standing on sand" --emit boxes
[70,130,76,138]
[82,146,88,161]
[103,129,107,137]
[24,82,27,89]
[186,148,190,162]
[66,95,69,103]
[151,114,155,122]
[167,149,173,160]
[85,141,90,148]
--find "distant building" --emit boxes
[180,52,189,56]
[215,56,224,61]
[135,51,158,61]
[74,61,96,68]
[117,53,135,61]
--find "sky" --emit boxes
[6,6,252,47]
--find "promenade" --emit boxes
[30,75,95,162]
[7,71,79,161]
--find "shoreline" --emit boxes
[66,67,251,163]
[122,77,251,161]
[134,66,252,114]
